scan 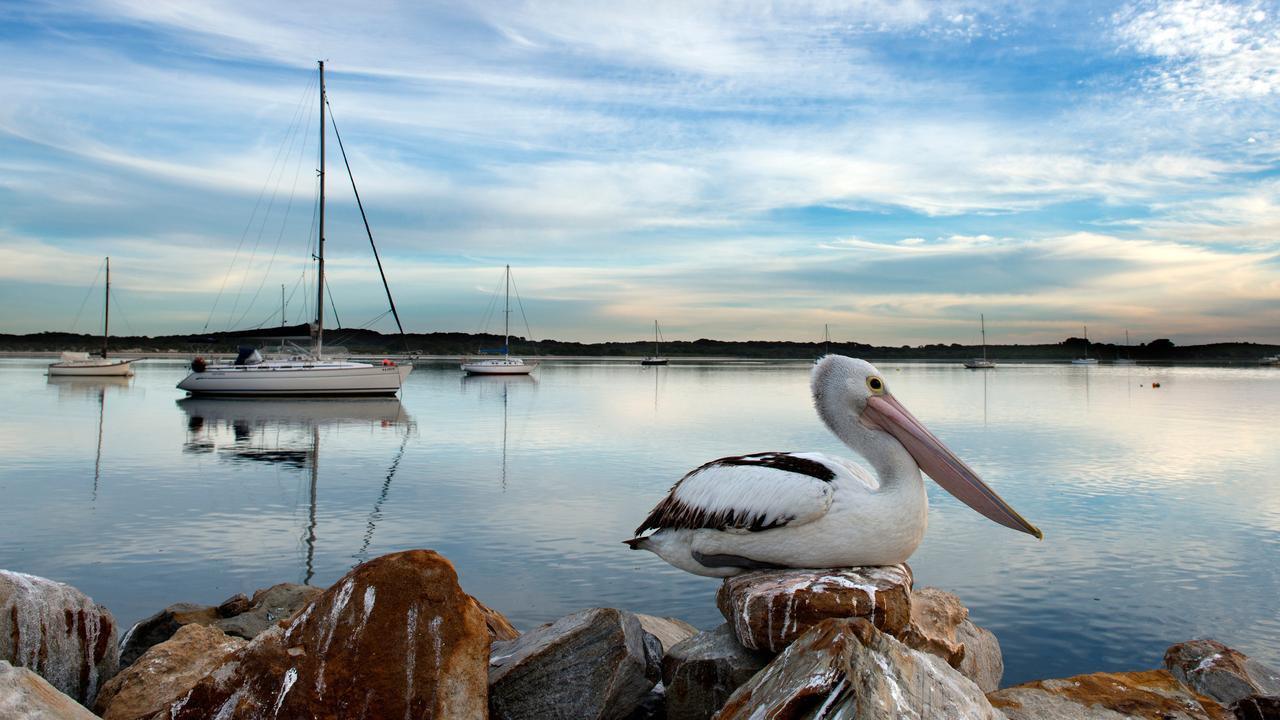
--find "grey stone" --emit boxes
[211,582,321,639]
[1165,639,1280,706]
[716,617,1002,719]
[0,661,99,720]
[989,669,1227,720]
[0,570,119,706]
[1229,695,1280,720]
[634,614,697,654]
[957,619,1004,693]
[662,624,771,720]
[119,602,219,668]
[489,607,662,720]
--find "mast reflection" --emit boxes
[178,398,414,583]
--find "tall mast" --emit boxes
[980,313,986,361]
[1083,325,1089,359]
[654,320,660,356]
[824,323,830,355]
[504,264,511,354]
[102,256,110,358]
[314,60,326,358]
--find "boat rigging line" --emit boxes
[68,259,105,334]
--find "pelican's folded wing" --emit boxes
[633,452,837,535]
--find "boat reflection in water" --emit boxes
[461,373,534,489]
[48,375,133,500]
[177,397,414,582]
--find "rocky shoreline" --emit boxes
[3,554,1277,719]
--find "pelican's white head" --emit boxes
[811,355,1042,539]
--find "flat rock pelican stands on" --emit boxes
[625,355,1041,577]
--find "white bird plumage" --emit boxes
[625,355,1040,577]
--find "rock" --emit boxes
[0,570,119,706]
[662,624,771,720]
[989,669,1230,719]
[212,583,322,640]
[1229,695,1280,719]
[119,603,220,668]
[716,617,1002,719]
[489,607,662,720]
[0,660,99,720]
[897,586,1003,692]
[635,614,697,654]
[119,583,321,667]
[1166,639,1280,706]
[472,595,521,641]
[716,564,912,653]
[159,549,489,719]
[625,682,665,720]
[94,624,246,720]
[957,617,1004,694]
[216,593,251,618]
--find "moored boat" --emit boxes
[49,257,135,377]
[462,265,536,376]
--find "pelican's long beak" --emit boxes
[863,394,1042,539]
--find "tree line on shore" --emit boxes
[4,325,1277,362]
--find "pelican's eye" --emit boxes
[866,376,885,394]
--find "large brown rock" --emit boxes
[0,570,119,706]
[0,660,99,720]
[157,549,489,719]
[898,586,1003,692]
[989,669,1230,719]
[119,603,220,668]
[488,607,662,720]
[94,624,246,720]
[1165,639,1280,707]
[662,624,771,720]
[716,617,1002,719]
[716,564,912,653]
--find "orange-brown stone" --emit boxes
[155,549,489,719]
[989,669,1230,719]
[716,564,912,653]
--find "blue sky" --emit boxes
[1,0,1277,344]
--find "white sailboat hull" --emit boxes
[963,359,994,369]
[48,358,135,377]
[178,361,411,396]
[1071,358,1099,365]
[461,358,536,375]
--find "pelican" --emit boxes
[624,355,1041,577]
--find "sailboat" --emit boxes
[963,314,995,369]
[640,320,668,365]
[49,257,135,377]
[1113,330,1137,365]
[177,62,411,396]
[1071,325,1099,365]
[462,265,537,375]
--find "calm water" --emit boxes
[1,357,1277,686]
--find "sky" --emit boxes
[1,0,1278,345]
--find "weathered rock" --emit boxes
[662,624,771,720]
[489,607,662,720]
[1229,695,1280,719]
[94,624,246,720]
[956,617,1004,694]
[635,614,697,654]
[716,617,1002,719]
[472,595,521,641]
[159,549,489,719]
[0,570,119,706]
[1166,639,1280,706]
[216,593,251,618]
[119,583,321,667]
[716,564,912,653]
[119,603,220,668]
[0,660,99,720]
[897,586,1003,692]
[211,583,322,640]
[989,669,1230,719]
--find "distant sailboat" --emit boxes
[640,320,668,366]
[1113,330,1137,365]
[963,314,995,369]
[462,265,537,375]
[48,257,135,377]
[814,324,832,364]
[1071,325,1099,365]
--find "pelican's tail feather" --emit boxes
[622,536,651,551]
